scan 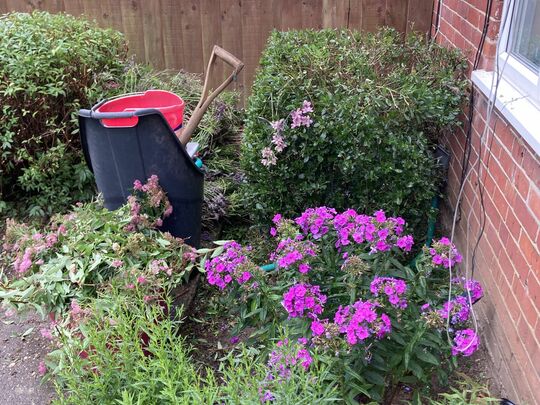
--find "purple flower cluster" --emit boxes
[290,100,314,128]
[270,236,317,274]
[261,100,314,167]
[333,209,413,254]
[452,329,479,357]
[126,175,173,232]
[205,241,253,289]
[282,283,326,319]
[295,206,337,239]
[370,277,408,309]
[311,300,391,346]
[465,279,483,302]
[334,300,392,344]
[438,296,470,324]
[428,237,463,269]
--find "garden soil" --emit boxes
[0,310,55,404]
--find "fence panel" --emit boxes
[3,0,434,103]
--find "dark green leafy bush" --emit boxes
[241,29,467,236]
[0,11,128,216]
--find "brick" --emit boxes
[519,233,539,273]
[512,195,538,243]
[528,189,540,222]
[513,168,530,201]
[507,238,529,282]
[521,149,540,190]
[527,272,540,314]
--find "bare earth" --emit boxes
[0,310,55,405]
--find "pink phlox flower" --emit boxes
[271,133,286,152]
[261,147,277,167]
[111,259,124,268]
[301,100,313,113]
[38,361,47,376]
[452,329,479,357]
[282,283,326,319]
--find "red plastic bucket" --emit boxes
[96,90,185,130]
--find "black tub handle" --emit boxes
[79,108,163,120]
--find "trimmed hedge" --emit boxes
[241,28,467,237]
[0,11,128,216]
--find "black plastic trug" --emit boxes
[79,108,204,247]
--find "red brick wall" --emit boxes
[432,0,540,403]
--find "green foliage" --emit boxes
[241,28,467,237]
[0,11,128,216]
[204,209,480,403]
[51,289,339,404]
[426,373,500,404]
[0,178,198,317]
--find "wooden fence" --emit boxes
[1,0,434,102]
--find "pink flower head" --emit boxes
[70,299,82,315]
[370,276,408,309]
[295,206,336,239]
[111,259,124,268]
[137,276,147,284]
[452,329,479,357]
[261,147,277,167]
[38,361,47,376]
[40,328,53,340]
[311,319,326,336]
[301,100,313,114]
[205,241,253,289]
[282,283,326,319]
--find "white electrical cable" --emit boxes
[445,0,515,350]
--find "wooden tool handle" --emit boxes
[178,46,244,146]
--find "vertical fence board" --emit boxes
[281,0,302,30]
[179,0,204,74]
[120,0,146,62]
[406,0,433,35]
[220,0,244,98]
[99,1,124,33]
[386,0,408,33]
[142,0,165,69]
[3,0,435,104]
[161,0,184,71]
[348,0,363,29]
[201,0,223,90]
[362,0,385,32]
[302,0,323,29]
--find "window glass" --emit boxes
[509,0,540,69]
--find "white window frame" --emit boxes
[498,0,540,105]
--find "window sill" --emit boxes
[471,69,540,156]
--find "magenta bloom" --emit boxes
[205,241,253,289]
[311,319,326,336]
[464,279,484,303]
[452,329,479,357]
[295,206,337,239]
[282,283,326,319]
[271,237,317,273]
[334,299,391,345]
[370,277,408,309]
[438,296,470,324]
[332,209,414,253]
[429,237,463,269]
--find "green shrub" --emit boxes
[50,289,339,404]
[0,11,128,216]
[241,28,467,237]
